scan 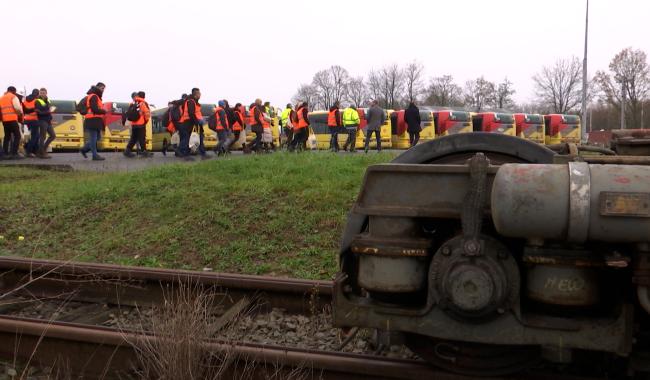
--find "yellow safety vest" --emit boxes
[281,108,292,125]
[342,108,360,126]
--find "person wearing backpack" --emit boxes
[124,91,152,158]
[79,83,107,161]
[178,88,206,160]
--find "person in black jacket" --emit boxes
[80,83,107,161]
[179,88,208,160]
[36,88,55,159]
[23,89,41,157]
[404,101,422,148]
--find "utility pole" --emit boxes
[580,0,589,141]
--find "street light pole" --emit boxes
[581,0,589,141]
[621,80,626,130]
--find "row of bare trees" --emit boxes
[293,48,650,130]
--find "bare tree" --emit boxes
[311,70,334,110]
[594,47,650,129]
[292,84,318,111]
[533,57,583,114]
[492,77,516,109]
[379,64,404,109]
[403,60,425,104]
[425,75,463,107]
[366,70,384,106]
[346,76,367,108]
[329,65,350,106]
[464,76,495,112]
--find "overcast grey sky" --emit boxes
[4,0,649,108]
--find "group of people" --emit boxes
[0,86,56,159]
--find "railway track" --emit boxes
[0,257,600,379]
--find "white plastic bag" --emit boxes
[262,128,273,143]
[189,129,200,153]
[308,128,318,150]
[171,131,180,146]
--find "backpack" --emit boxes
[126,102,141,122]
[170,101,183,123]
[76,96,89,115]
[207,112,217,131]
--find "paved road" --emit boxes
[0,149,398,173]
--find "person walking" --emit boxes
[364,100,385,153]
[0,86,24,159]
[404,101,421,148]
[289,101,309,152]
[213,100,230,156]
[280,104,293,149]
[227,102,245,152]
[248,98,264,153]
[178,88,206,160]
[124,91,152,158]
[80,83,107,160]
[327,101,342,152]
[36,88,55,158]
[22,89,41,158]
[342,105,360,152]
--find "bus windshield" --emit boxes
[112,102,130,114]
[563,115,580,124]
[449,112,470,122]
[50,100,76,114]
[525,114,543,124]
[495,113,514,124]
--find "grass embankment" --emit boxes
[0,153,395,279]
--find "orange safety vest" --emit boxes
[232,110,244,131]
[327,108,339,127]
[215,107,229,130]
[247,105,258,125]
[262,112,271,130]
[131,97,150,126]
[23,99,38,122]
[0,92,19,122]
[84,94,104,119]
[179,98,202,124]
[296,107,308,129]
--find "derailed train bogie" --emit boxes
[334,133,650,377]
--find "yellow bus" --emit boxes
[432,110,473,136]
[390,110,436,149]
[544,114,581,145]
[306,111,348,150]
[49,100,85,150]
[355,108,392,149]
[514,113,545,144]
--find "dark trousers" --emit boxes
[3,121,21,156]
[215,129,228,153]
[364,129,381,151]
[343,126,357,151]
[289,127,308,151]
[198,130,206,156]
[283,127,293,148]
[26,121,41,154]
[126,126,146,153]
[177,123,191,156]
[39,120,56,153]
[250,126,263,152]
[81,129,101,158]
[409,131,420,147]
[329,127,340,151]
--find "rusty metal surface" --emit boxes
[526,265,599,306]
[567,162,591,242]
[583,155,650,165]
[0,316,447,380]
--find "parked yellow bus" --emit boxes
[355,108,392,149]
[390,110,436,149]
[49,100,85,150]
[544,114,581,145]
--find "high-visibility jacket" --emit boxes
[342,107,360,127]
[247,105,261,126]
[327,108,340,127]
[262,113,271,130]
[84,94,104,119]
[23,99,38,122]
[131,96,151,126]
[179,98,202,124]
[215,106,229,130]
[296,107,308,129]
[232,110,244,131]
[280,108,292,126]
[0,92,20,122]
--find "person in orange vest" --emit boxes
[328,101,342,152]
[213,100,230,156]
[79,82,107,161]
[289,101,310,152]
[248,98,265,153]
[1,86,25,159]
[124,91,152,158]
[22,89,41,158]
[178,88,206,160]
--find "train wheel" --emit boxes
[392,132,557,165]
[405,334,540,377]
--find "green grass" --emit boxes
[0,152,395,280]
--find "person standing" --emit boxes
[80,83,107,161]
[124,91,152,158]
[22,89,41,158]
[213,100,230,156]
[36,88,55,158]
[178,88,206,160]
[404,101,421,148]
[289,101,309,152]
[364,100,385,153]
[280,104,293,149]
[0,86,24,159]
[327,101,342,152]
[248,98,264,153]
[228,102,245,151]
[342,105,360,152]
